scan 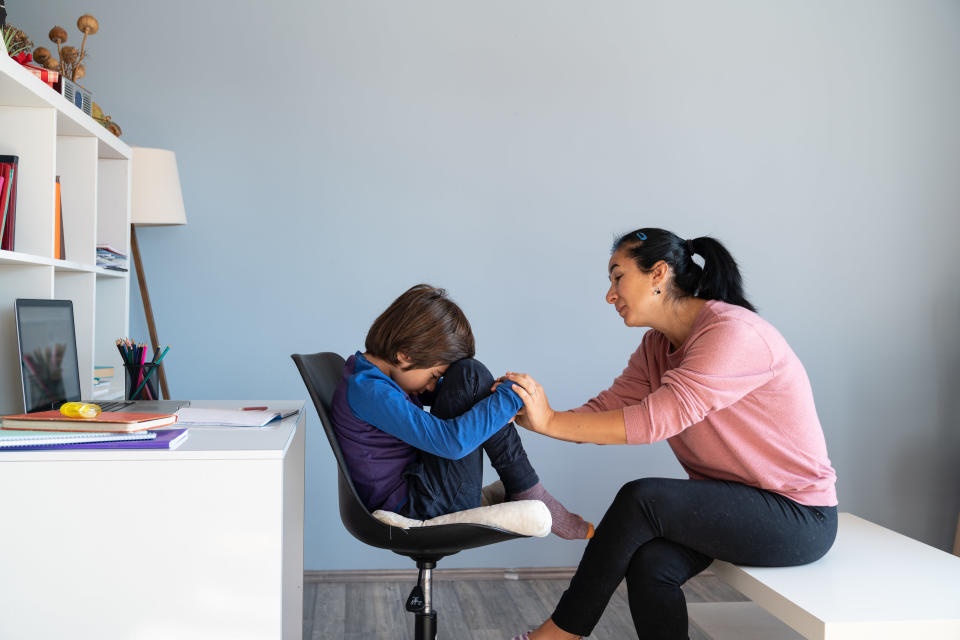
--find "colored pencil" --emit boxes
[130,345,170,400]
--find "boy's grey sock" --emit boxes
[509,482,593,540]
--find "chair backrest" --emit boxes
[290,352,391,547]
[291,351,529,560]
[289,352,353,492]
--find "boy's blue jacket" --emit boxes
[330,352,523,512]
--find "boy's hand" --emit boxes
[502,372,555,435]
[492,377,524,424]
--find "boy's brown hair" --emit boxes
[365,284,475,369]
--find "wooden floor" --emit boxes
[303,571,748,639]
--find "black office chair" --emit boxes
[291,352,532,640]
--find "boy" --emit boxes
[331,284,592,539]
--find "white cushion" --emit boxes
[372,500,551,538]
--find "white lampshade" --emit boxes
[130,147,187,226]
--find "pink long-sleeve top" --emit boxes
[574,300,837,507]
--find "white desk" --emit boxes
[0,400,305,640]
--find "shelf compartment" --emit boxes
[0,105,56,258]
[54,271,96,400]
[94,275,129,401]
[97,158,130,255]
[57,136,99,266]
[0,265,55,414]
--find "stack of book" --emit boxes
[92,365,115,399]
[0,410,187,450]
[96,245,128,271]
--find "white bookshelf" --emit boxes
[0,55,131,413]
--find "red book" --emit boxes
[0,162,11,245]
[0,156,17,251]
[0,175,5,244]
[1,410,178,433]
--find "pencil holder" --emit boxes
[124,363,159,401]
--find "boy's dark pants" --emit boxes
[400,358,538,520]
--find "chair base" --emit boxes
[415,610,437,639]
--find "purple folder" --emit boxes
[15,428,188,451]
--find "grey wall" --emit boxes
[13,1,960,570]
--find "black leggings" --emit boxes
[552,477,837,638]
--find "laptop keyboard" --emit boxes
[98,400,134,412]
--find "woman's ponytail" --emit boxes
[687,236,755,312]
[613,228,756,312]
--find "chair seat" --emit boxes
[373,499,551,538]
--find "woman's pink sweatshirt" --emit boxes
[574,300,837,506]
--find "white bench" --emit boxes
[688,513,960,640]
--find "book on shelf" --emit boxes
[94,365,115,378]
[8,428,189,451]
[54,176,65,260]
[0,155,17,251]
[96,244,126,256]
[0,429,157,449]
[1,410,177,433]
[96,244,128,270]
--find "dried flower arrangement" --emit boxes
[4,14,122,138]
[34,14,98,82]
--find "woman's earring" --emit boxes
[654,288,661,296]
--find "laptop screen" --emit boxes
[15,299,82,413]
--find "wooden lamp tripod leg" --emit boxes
[130,224,170,400]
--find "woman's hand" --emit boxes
[496,373,628,445]
[502,372,556,434]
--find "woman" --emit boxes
[505,228,837,640]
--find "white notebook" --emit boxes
[0,429,157,448]
[174,407,298,427]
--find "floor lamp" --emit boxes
[130,147,186,400]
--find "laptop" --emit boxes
[15,299,187,414]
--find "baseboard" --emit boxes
[304,566,716,583]
[304,566,577,583]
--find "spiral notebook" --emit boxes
[0,429,157,449]
[9,428,188,451]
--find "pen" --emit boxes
[242,406,268,411]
